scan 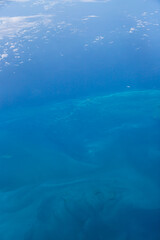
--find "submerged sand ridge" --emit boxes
[0,90,160,239]
[0,169,159,240]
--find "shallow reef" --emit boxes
[0,90,160,240]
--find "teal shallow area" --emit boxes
[0,90,160,239]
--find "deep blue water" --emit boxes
[0,0,160,239]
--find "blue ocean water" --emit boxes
[0,0,160,239]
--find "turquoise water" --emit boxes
[0,90,160,239]
[0,0,160,239]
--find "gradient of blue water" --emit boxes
[0,0,160,106]
[0,0,160,239]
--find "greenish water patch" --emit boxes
[0,90,160,239]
